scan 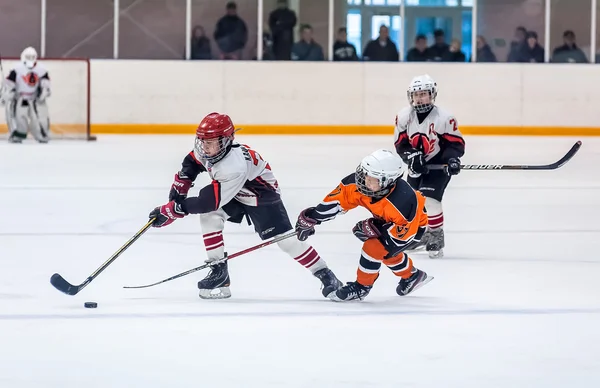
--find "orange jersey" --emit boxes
[310,173,427,247]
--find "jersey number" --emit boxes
[449,118,458,132]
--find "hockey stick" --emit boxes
[50,218,155,296]
[427,140,581,171]
[123,230,297,289]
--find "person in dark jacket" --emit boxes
[190,25,212,60]
[291,24,324,61]
[428,29,450,61]
[473,35,497,62]
[517,31,544,63]
[362,25,399,62]
[406,34,430,62]
[507,26,527,62]
[333,27,358,61]
[268,0,297,60]
[214,2,248,60]
[551,30,588,63]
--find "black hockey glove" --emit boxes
[296,208,319,241]
[352,218,383,242]
[445,158,461,176]
[404,150,427,176]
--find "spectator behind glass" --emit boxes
[473,35,497,62]
[552,30,588,63]
[448,39,466,62]
[333,27,358,61]
[406,34,430,62]
[428,29,450,61]
[518,31,544,63]
[190,25,212,60]
[362,25,399,62]
[268,0,297,60]
[507,26,527,62]
[214,1,248,60]
[291,24,324,61]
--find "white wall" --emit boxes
[2,60,600,129]
[89,61,600,127]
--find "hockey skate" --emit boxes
[426,229,444,259]
[314,268,342,299]
[333,281,372,301]
[198,261,231,299]
[396,268,432,296]
[405,230,430,253]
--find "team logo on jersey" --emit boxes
[409,132,436,155]
[22,72,39,87]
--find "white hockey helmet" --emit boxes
[407,74,437,113]
[21,47,38,69]
[355,149,405,198]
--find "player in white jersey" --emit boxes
[148,112,342,299]
[0,47,51,143]
[393,74,465,258]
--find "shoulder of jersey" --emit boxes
[395,107,413,126]
[215,146,248,175]
[385,180,418,221]
[434,105,455,120]
[341,173,357,186]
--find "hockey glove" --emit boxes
[296,208,319,241]
[168,172,193,203]
[352,218,383,242]
[445,157,461,176]
[149,201,186,228]
[404,150,427,176]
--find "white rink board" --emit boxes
[0,135,599,387]
[88,61,600,127]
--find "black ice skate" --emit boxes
[396,268,432,296]
[405,230,430,253]
[8,132,24,143]
[314,268,342,299]
[426,229,444,259]
[198,261,231,299]
[334,281,372,301]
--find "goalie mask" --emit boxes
[21,47,38,69]
[194,112,235,164]
[355,149,405,198]
[407,74,437,114]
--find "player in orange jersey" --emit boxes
[295,149,433,301]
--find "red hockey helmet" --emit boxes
[194,112,235,163]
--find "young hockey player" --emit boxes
[148,112,342,299]
[0,47,51,143]
[295,149,432,301]
[394,74,465,258]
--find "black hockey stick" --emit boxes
[50,218,155,295]
[123,231,297,289]
[428,140,581,171]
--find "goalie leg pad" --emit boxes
[29,101,50,142]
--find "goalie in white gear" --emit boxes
[0,47,51,143]
[394,74,466,258]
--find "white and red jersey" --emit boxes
[178,143,281,214]
[3,63,50,101]
[393,106,465,163]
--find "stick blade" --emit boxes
[50,273,79,296]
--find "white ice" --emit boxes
[0,135,599,388]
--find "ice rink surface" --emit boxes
[0,135,599,387]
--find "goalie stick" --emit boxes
[50,218,155,296]
[123,231,297,289]
[428,140,581,171]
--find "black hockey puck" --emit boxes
[84,302,98,308]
